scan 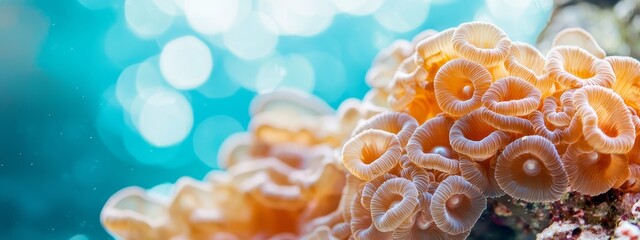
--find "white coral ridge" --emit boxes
[537,221,578,240]
[632,200,640,219]
[616,221,640,240]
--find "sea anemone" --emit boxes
[545,46,615,89]
[608,56,640,111]
[495,136,568,202]
[459,155,505,198]
[342,129,402,181]
[451,22,511,67]
[482,77,541,116]
[504,42,552,94]
[430,176,486,235]
[434,59,492,117]
[449,109,510,160]
[542,90,576,127]
[573,86,636,154]
[351,112,418,147]
[562,139,630,196]
[370,178,420,232]
[406,115,460,174]
[551,27,606,59]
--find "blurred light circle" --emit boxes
[223,11,278,60]
[78,0,112,10]
[486,0,530,20]
[127,95,147,130]
[255,58,286,92]
[193,115,244,168]
[373,0,430,33]
[256,54,315,93]
[223,55,265,91]
[136,56,171,98]
[474,4,546,42]
[124,0,174,37]
[160,36,213,90]
[331,0,383,16]
[184,0,239,35]
[122,125,185,167]
[154,0,182,16]
[69,234,89,240]
[431,0,458,4]
[104,21,159,68]
[535,0,553,12]
[306,52,346,103]
[259,0,335,36]
[97,86,133,162]
[373,31,394,51]
[197,66,240,99]
[196,77,240,99]
[137,88,193,147]
[115,64,140,112]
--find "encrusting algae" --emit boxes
[101,22,640,239]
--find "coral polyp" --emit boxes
[102,21,640,239]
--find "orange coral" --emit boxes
[434,59,492,117]
[451,22,511,67]
[406,115,459,174]
[102,22,640,239]
[546,46,615,89]
[449,109,510,160]
[430,176,486,235]
[495,136,568,202]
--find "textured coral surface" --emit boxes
[101,22,640,239]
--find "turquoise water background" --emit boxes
[1,0,551,239]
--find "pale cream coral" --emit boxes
[430,176,486,235]
[495,136,568,202]
[452,22,511,67]
[351,112,418,147]
[546,46,615,89]
[552,27,606,59]
[406,115,460,174]
[449,109,510,160]
[434,59,492,117]
[342,129,402,181]
[573,86,636,154]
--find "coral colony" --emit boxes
[101,22,640,239]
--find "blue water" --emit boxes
[0,0,550,239]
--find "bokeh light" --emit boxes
[115,63,140,112]
[306,52,347,103]
[256,54,315,93]
[331,0,384,16]
[259,0,336,36]
[124,0,174,37]
[475,0,553,41]
[223,11,279,59]
[159,36,213,90]
[153,0,183,16]
[193,115,244,168]
[374,0,431,33]
[184,0,239,35]
[136,88,193,147]
[136,56,170,98]
[69,234,89,240]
